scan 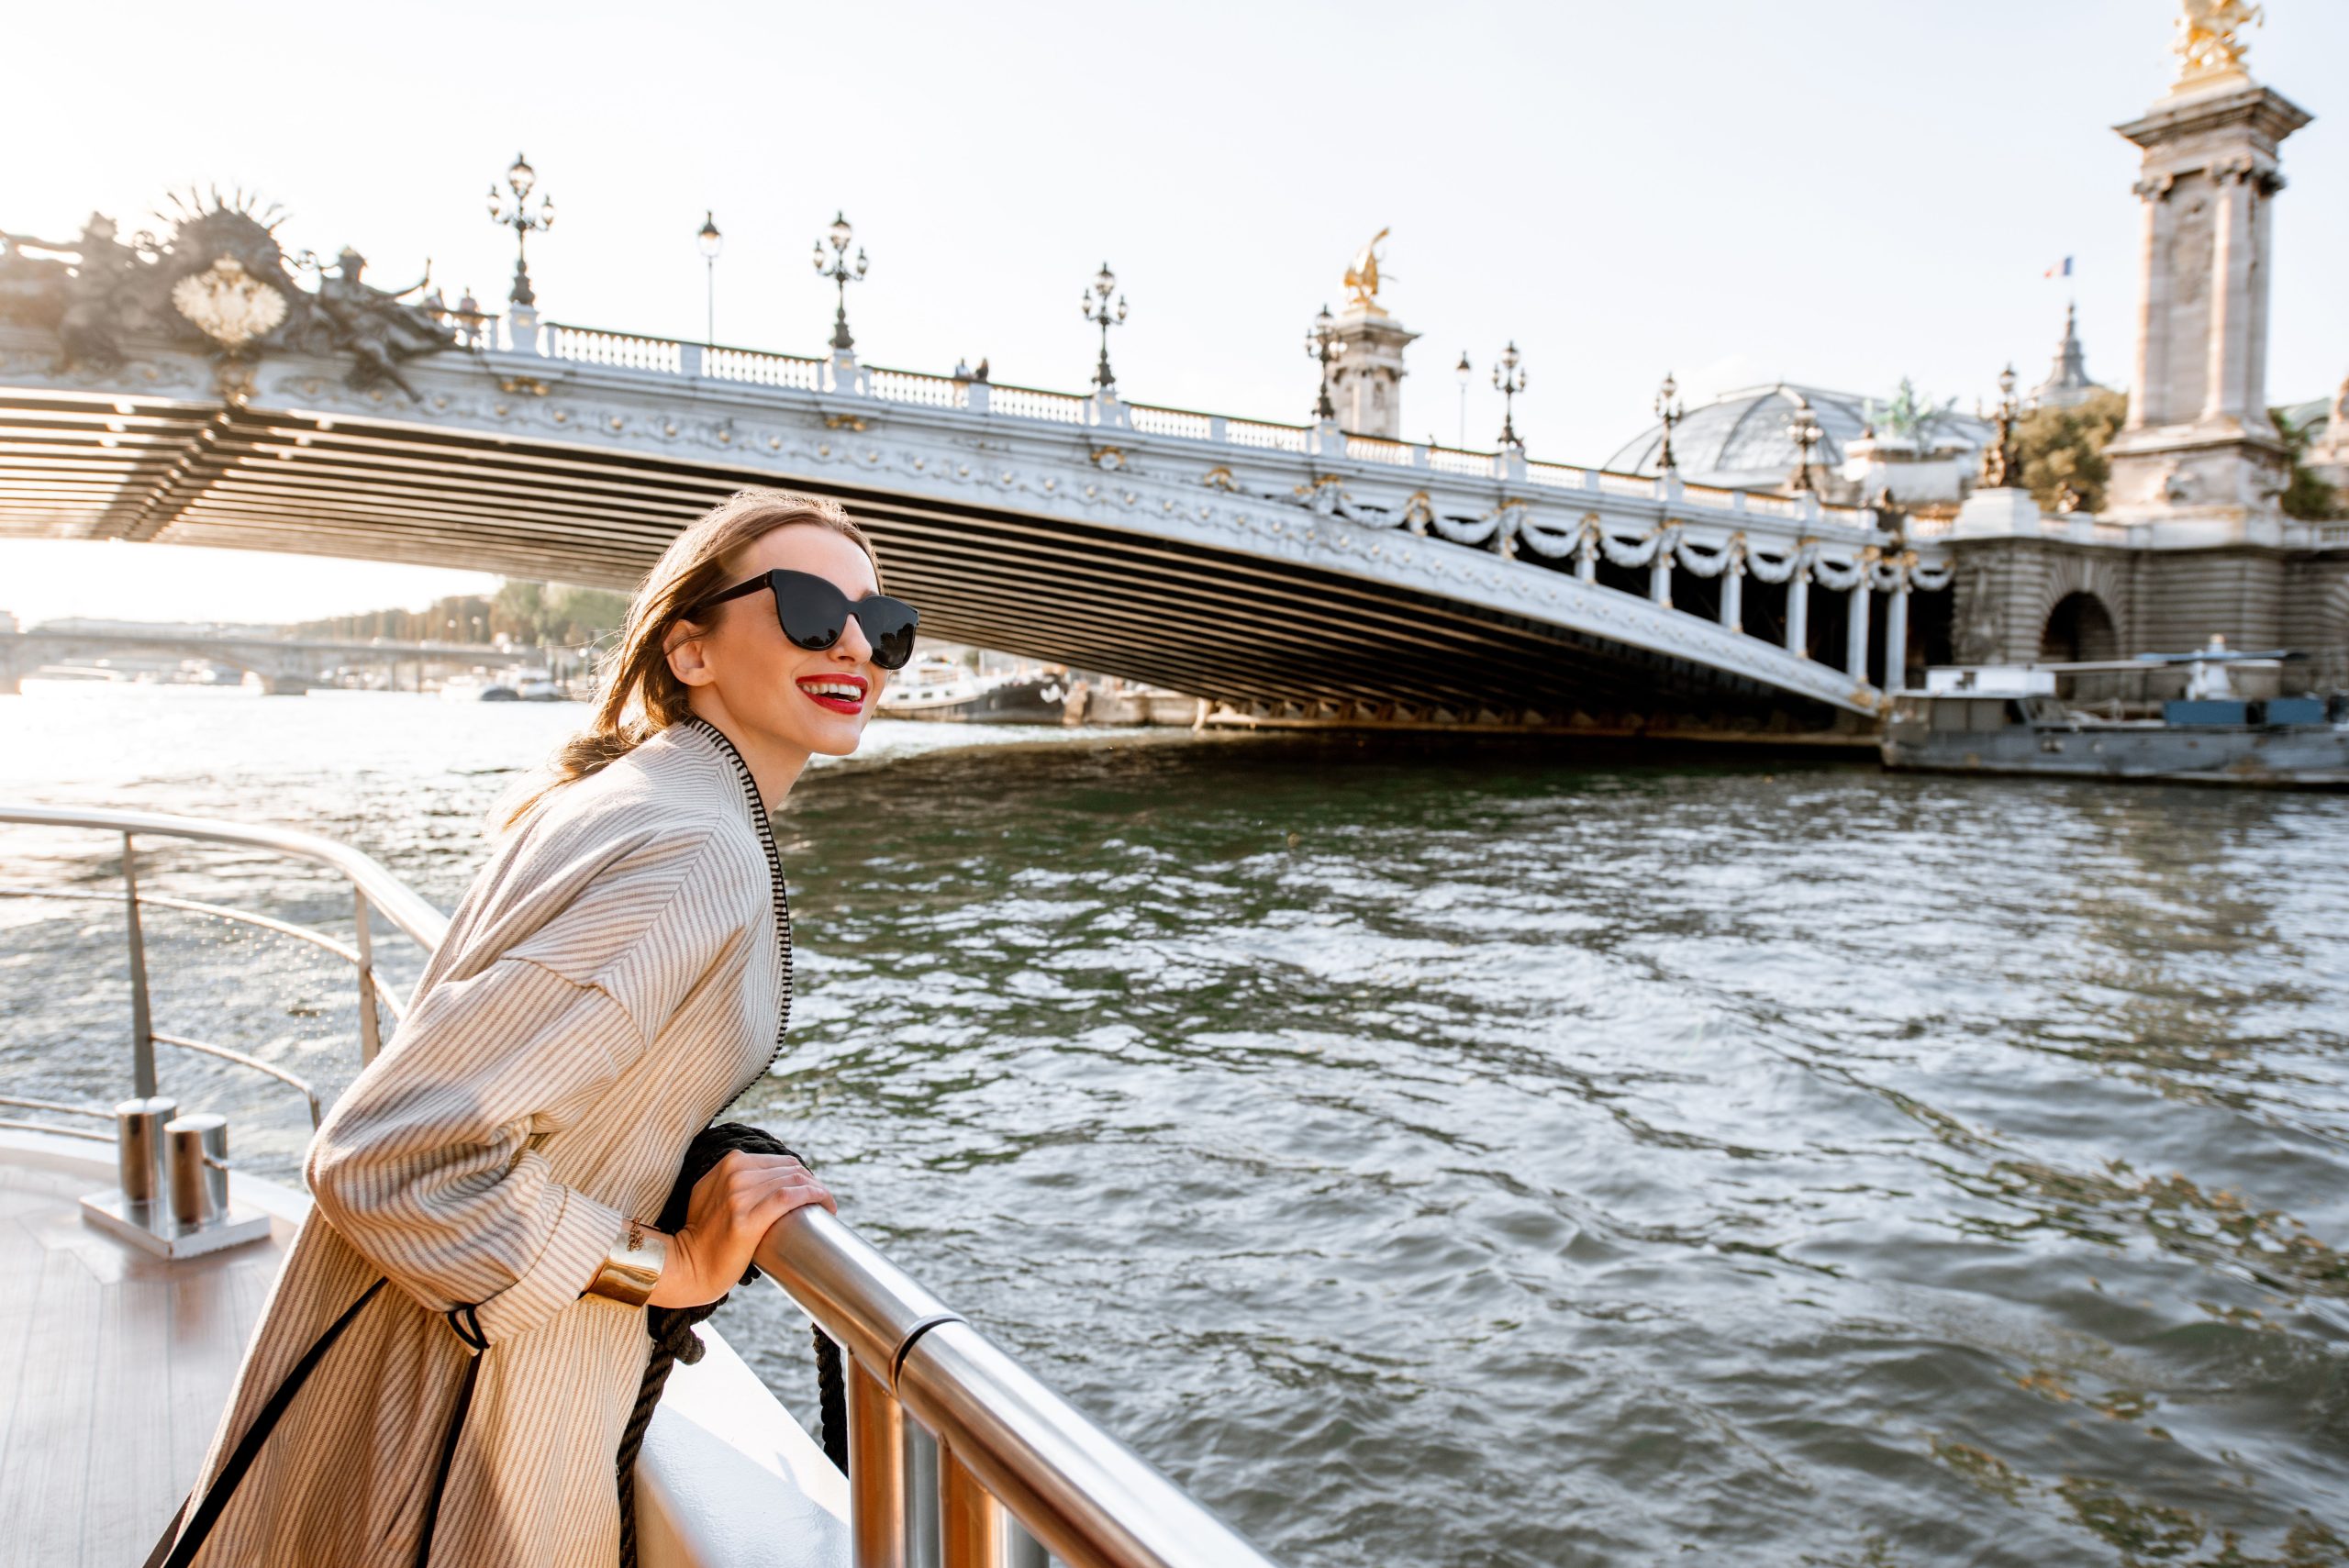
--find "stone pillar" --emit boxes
[2103,69,2309,529]
[1845,579,1872,679]
[1575,528,1597,584]
[1720,552,1744,634]
[1885,582,1910,694]
[1786,566,1809,658]
[1648,546,1672,607]
[507,303,542,356]
[1328,306,1418,439]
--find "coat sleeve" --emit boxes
[306,824,757,1347]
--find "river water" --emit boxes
[3,683,2344,1567]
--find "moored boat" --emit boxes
[876,658,1071,724]
[1882,655,2349,786]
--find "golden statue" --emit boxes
[2175,0,2261,84]
[1342,228,1389,314]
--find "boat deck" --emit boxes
[0,1148,288,1568]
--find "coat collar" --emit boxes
[675,717,793,1105]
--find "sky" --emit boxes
[4,0,2344,626]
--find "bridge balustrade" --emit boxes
[704,345,826,391]
[1222,418,1309,454]
[1125,406,1217,441]
[865,367,967,410]
[983,384,1092,425]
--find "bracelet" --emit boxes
[585,1219,665,1307]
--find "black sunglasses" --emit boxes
[696,569,920,670]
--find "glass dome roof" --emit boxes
[1606,383,1993,488]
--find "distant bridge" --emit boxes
[0,626,518,694]
[0,204,1954,739]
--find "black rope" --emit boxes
[616,1122,848,1568]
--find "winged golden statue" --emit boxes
[1342,228,1389,313]
[2175,0,2261,83]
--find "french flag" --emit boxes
[2043,256,2074,279]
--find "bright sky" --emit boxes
[4,0,2344,626]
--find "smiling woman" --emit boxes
[152,486,889,1567]
[502,488,901,826]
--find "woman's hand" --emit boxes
[645,1150,836,1309]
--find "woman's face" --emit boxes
[667,521,889,758]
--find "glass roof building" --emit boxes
[1604,383,1994,493]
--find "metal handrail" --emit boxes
[0,803,446,1108]
[1,802,1285,1567]
[0,804,448,947]
[151,1032,323,1129]
[761,1208,1280,1568]
[0,885,410,1019]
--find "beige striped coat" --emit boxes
[167,718,792,1567]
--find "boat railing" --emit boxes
[0,802,1283,1568]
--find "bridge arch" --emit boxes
[2039,590,2121,662]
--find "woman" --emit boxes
[158,488,920,1566]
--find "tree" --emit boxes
[2270,406,2342,521]
[2014,388,2127,514]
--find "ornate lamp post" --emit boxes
[485,152,554,309]
[696,211,722,346]
[1305,305,1344,422]
[1454,350,1472,448]
[1654,371,1684,474]
[1786,392,1824,494]
[1492,340,1527,449]
[812,211,869,353]
[1979,362,2021,488]
[1082,261,1128,393]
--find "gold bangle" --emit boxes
[586,1223,665,1307]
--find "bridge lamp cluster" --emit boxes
[813,213,870,354]
[1492,340,1527,450]
[486,152,554,309]
[1082,262,1128,393]
[1306,306,1345,422]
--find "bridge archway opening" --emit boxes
[1742,576,1790,647]
[2040,591,2119,662]
[1593,555,1647,601]
[1668,563,1722,624]
[1907,588,1955,684]
[1804,584,1850,667]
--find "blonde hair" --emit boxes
[497,487,884,830]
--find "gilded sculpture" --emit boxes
[1342,228,1389,313]
[2174,0,2261,84]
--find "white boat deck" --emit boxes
[0,1132,850,1568]
[0,1141,291,1568]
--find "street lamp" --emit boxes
[1492,340,1527,449]
[1786,392,1824,494]
[1454,350,1472,448]
[812,211,869,353]
[1654,371,1684,474]
[1082,261,1128,393]
[1306,305,1344,422]
[1981,361,2022,488]
[485,151,554,308]
[696,210,723,346]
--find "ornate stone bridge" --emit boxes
[0,201,1954,739]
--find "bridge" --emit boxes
[0,625,524,695]
[0,198,1954,739]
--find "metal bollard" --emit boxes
[115,1095,177,1210]
[165,1113,229,1229]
